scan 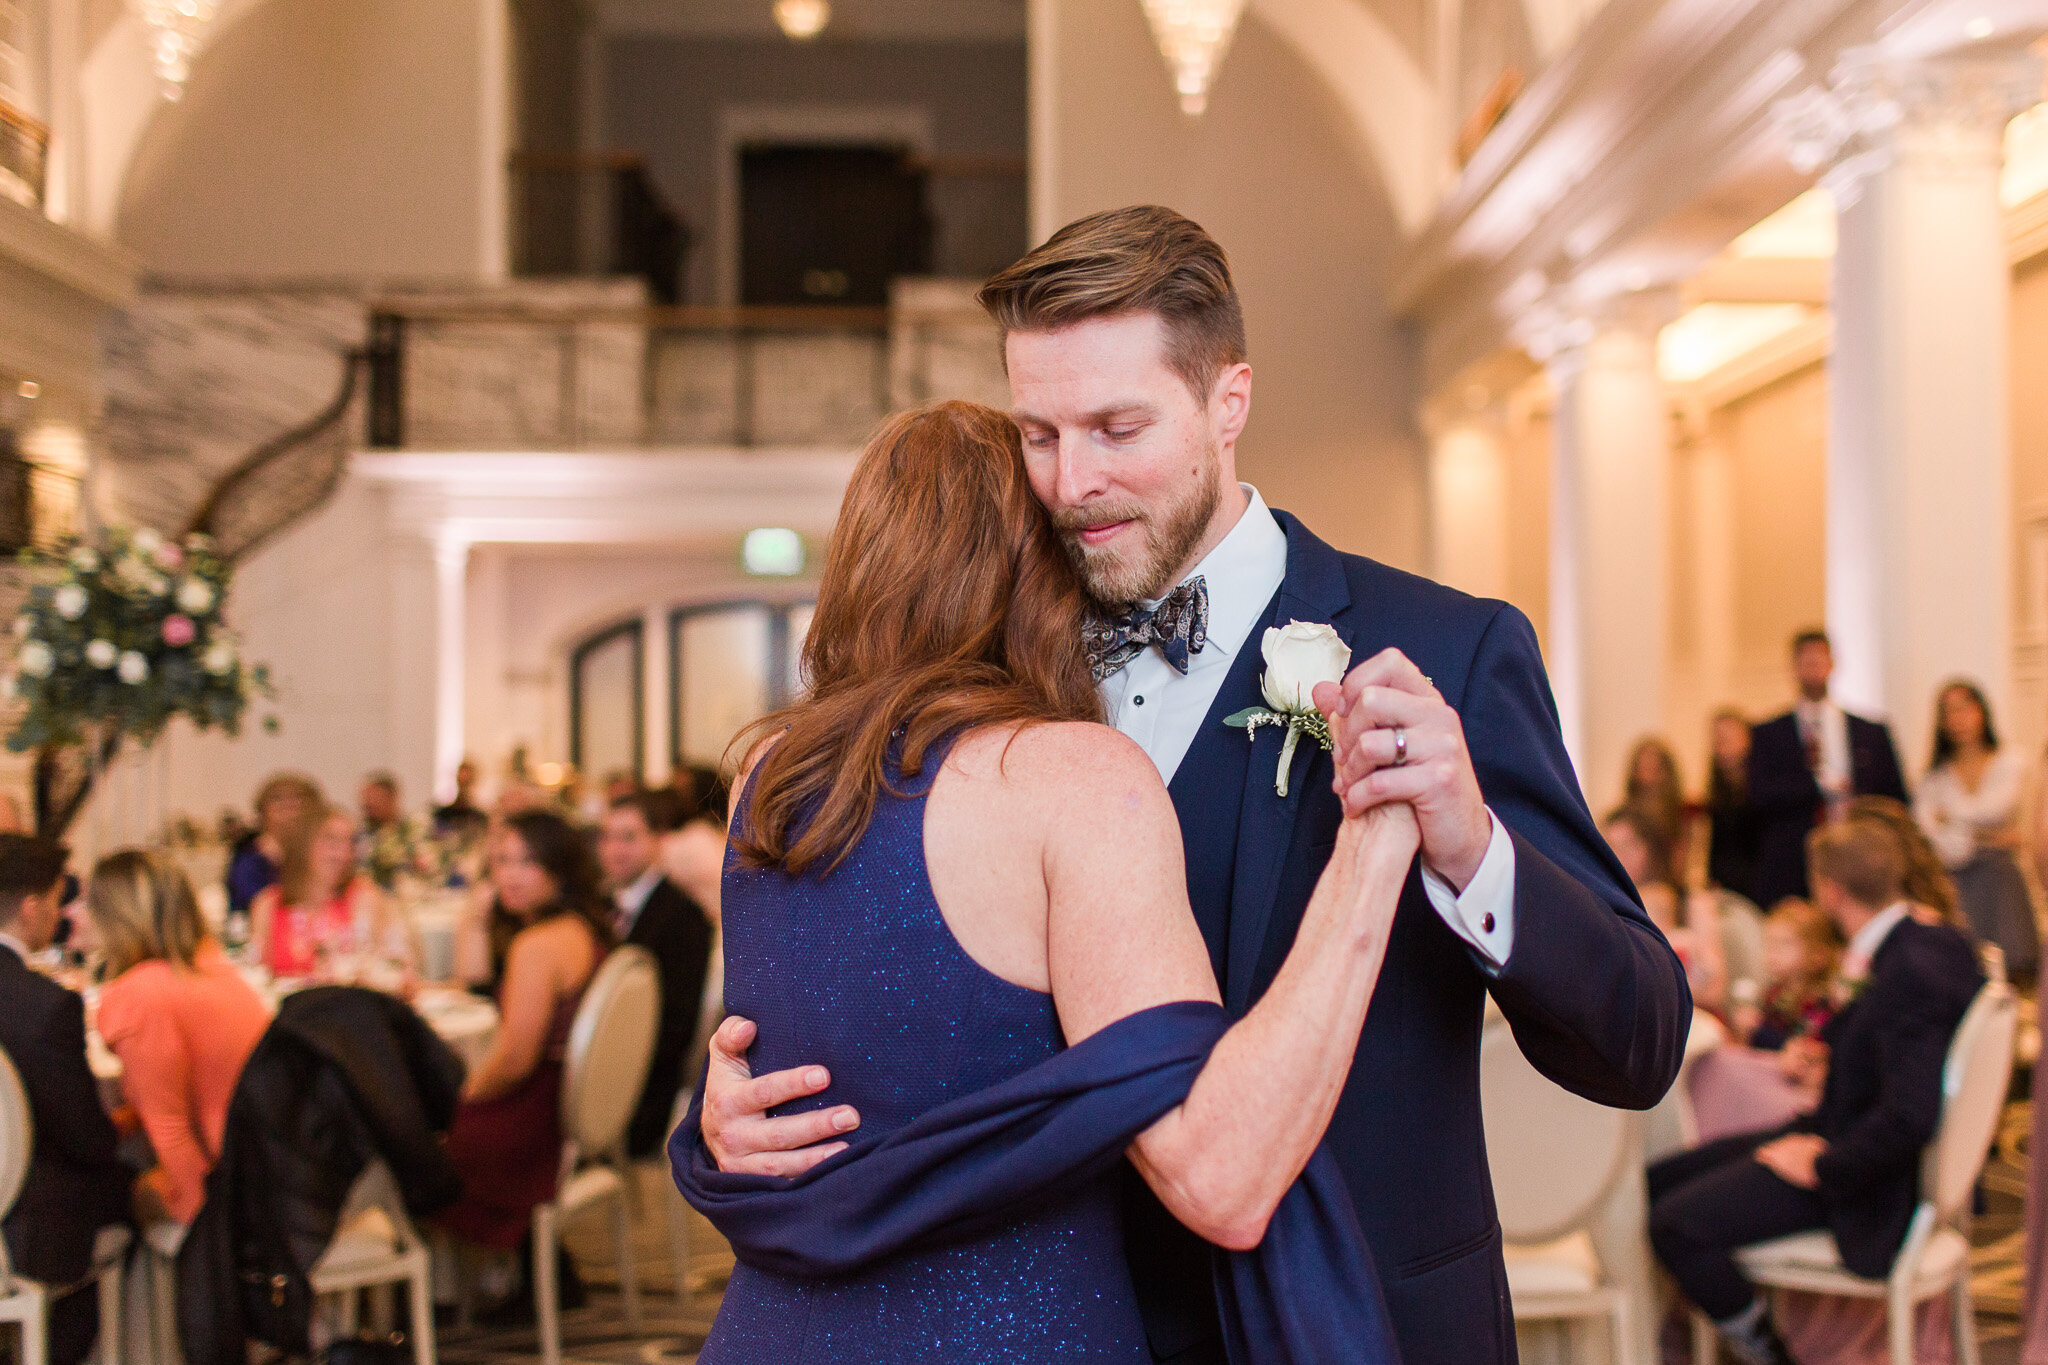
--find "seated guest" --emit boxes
[225,771,321,918]
[90,850,272,1227]
[1624,735,1690,876]
[1915,679,2037,981]
[435,811,613,1303]
[1848,795,1963,928]
[1731,898,1842,1051]
[358,770,423,892]
[657,764,726,928]
[597,793,714,1157]
[1705,709,1766,903]
[433,757,489,844]
[1605,805,1729,1013]
[250,802,397,979]
[1648,817,1982,1365]
[0,835,132,1365]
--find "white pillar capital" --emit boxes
[1777,47,2044,203]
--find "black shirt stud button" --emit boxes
[1132,695,1145,706]
[1481,912,1496,934]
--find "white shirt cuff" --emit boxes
[1419,809,1516,972]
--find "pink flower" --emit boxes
[162,614,196,647]
[156,544,183,570]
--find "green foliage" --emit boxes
[5,526,276,753]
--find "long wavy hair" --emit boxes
[1928,678,1999,771]
[731,401,1101,877]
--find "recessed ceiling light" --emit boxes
[1965,16,1996,40]
[15,381,38,399]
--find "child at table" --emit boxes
[1731,897,1842,1051]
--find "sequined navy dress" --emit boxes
[698,740,1154,1363]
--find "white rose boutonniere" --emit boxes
[1224,620,1352,797]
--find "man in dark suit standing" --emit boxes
[1747,630,1910,906]
[598,794,715,1158]
[0,835,134,1365]
[1648,816,1981,1365]
[689,207,1690,1365]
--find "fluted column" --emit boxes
[1780,49,2040,767]
[1535,295,1676,810]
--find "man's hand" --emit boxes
[1777,1036,1829,1101]
[1314,649,1492,891]
[1753,1133,1827,1190]
[701,1016,862,1177]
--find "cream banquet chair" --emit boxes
[535,945,662,1365]
[312,1163,436,1365]
[1712,981,2017,1365]
[0,1046,127,1365]
[1480,1019,1640,1362]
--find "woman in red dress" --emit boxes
[435,810,613,1297]
[250,802,396,979]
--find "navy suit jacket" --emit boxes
[1799,918,1981,1278]
[1746,709,1909,908]
[0,944,132,1285]
[1128,511,1692,1365]
[623,876,717,1158]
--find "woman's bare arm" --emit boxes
[462,919,589,1101]
[1038,726,1417,1250]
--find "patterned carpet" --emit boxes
[436,1126,2042,1365]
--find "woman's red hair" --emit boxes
[731,400,1101,876]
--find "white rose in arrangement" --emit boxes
[52,584,88,620]
[117,650,149,684]
[18,640,54,677]
[10,615,29,638]
[70,547,99,573]
[85,639,117,669]
[202,641,237,676]
[175,578,216,614]
[132,527,163,556]
[146,574,170,597]
[1259,621,1353,713]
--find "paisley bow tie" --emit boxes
[1085,577,1210,682]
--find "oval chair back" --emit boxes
[0,1046,27,1278]
[1924,981,2017,1228]
[560,946,662,1159]
[1480,1019,1635,1245]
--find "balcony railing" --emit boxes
[367,282,1006,451]
[0,96,47,210]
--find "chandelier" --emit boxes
[773,0,831,41]
[1140,0,1247,116]
[132,0,219,100]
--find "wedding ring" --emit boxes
[1392,727,1408,766]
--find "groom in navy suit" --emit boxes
[697,207,1691,1365]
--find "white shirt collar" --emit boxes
[614,865,664,927]
[1163,484,1288,662]
[0,929,28,964]
[1843,901,1911,978]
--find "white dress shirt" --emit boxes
[1101,486,1518,968]
[613,865,665,938]
[1840,901,1911,983]
[1796,698,1852,799]
[0,929,28,965]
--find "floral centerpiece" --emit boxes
[6,526,273,754]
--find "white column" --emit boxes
[1426,405,1511,601]
[1543,299,1674,811]
[642,602,670,785]
[1782,49,2039,771]
[433,536,471,803]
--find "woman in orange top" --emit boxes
[251,802,399,979]
[88,850,272,1226]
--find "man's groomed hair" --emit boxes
[0,833,66,926]
[978,205,1246,402]
[1807,817,1906,910]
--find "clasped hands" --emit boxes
[700,648,1491,1177]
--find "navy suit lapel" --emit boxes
[1221,512,1356,1015]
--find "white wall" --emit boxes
[113,0,507,280]
[1038,0,1427,568]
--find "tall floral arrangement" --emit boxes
[6,526,273,752]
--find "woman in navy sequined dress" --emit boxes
[692,403,1416,1364]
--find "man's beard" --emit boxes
[1053,445,1222,608]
